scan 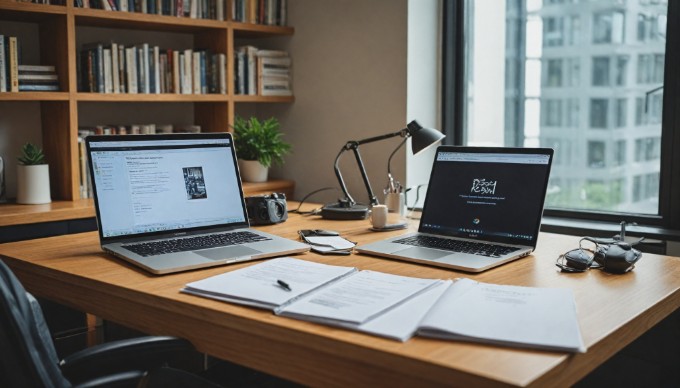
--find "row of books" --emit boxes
[78,42,227,94]
[77,123,202,198]
[234,46,291,96]
[1,35,60,92]
[232,0,287,26]
[16,0,66,4]
[73,0,226,20]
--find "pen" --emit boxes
[276,279,292,292]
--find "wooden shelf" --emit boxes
[0,180,294,227]
[0,2,294,228]
[0,92,69,101]
[76,93,230,102]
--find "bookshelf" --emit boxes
[0,0,295,226]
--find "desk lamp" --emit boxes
[320,120,445,220]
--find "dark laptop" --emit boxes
[86,133,309,275]
[356,146,553,272]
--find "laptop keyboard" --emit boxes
[123,231,271,257]
[394,235,520,258]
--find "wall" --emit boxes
[260,0,410,206]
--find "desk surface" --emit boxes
[2,208,680,387]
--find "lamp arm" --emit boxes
[350,145,379,206]
[354,129,405,146]
[333,146,355,205]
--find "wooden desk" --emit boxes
[2,210,680,387]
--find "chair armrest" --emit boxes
[60,336,194,384]
[74,370,146,388]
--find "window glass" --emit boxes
[463,0,666,215]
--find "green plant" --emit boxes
[17,143,46,165]
[232,116,292,168]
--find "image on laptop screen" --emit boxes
[88,136,248,240]
[419,149,552,247]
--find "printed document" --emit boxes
[418,278,586,352]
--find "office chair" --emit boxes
[0,259,222,388]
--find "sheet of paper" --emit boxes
[182,257,356,310]
[352,280,452,341]
[419,278,586,352]
[304,235,356,252]
[277,270,441,325]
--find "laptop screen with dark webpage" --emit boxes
[86,133,249,244]
[418,146,553,248]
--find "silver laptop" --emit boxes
[356,146,553,272]
[86,133,309,275]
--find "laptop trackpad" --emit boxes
[393,247,449,260]
[196,245,261,261]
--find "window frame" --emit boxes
[442,0,680,230]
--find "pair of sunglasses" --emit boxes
[556,237,643,274]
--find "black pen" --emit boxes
[276,279,292,292]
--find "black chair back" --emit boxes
[0,259,71,388]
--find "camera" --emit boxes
[245,193,288,225]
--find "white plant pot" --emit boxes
[16,164,51,204]
[238,159,269,183]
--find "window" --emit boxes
[546,59,563,87]
[593,11,625,44]
[614,139,626,166]
[543,99,563,127]
[445,0,676,226]
[615,56,628,86]
[544,17,564,46]
[615,98,627,128]
[588,141,606,168]
[592,57,610,86]
[590,99,608,129]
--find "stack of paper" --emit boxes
[182,258,586,352]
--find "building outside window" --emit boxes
[460,0,666,215]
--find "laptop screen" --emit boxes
[419,147,553,248]
[87,134,248,242]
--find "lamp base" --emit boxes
[320,201,369,220]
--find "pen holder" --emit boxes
[385,192,405,217]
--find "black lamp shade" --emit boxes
[409,124,446,155]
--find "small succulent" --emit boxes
[17,143,47,165]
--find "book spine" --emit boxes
[103,48,112,93]
[111,43,120,93]
[172,50,180,93]
[118,45,126,93]
[192,51,201,94]
[182,49,192,94]
[0,36,6,93]
[218,53,226,94]
[153,46,160,94]
[9,37,19,92]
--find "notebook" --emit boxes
[85,133,309,275]
[356,146,553,272]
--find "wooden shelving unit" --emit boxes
[0,0,295,226]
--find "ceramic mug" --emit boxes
[369,204,389,229]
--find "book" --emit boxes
[0,35,6,92]
[183,258,586,352]
[18,84,60,91]
[18,74,58,81]
[8,36,19,92]
[18,65,56,73]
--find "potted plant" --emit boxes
[16,142,51,204]
[232,116,292,182]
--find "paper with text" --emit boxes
[418,278,586,352]
[182,257,356,310]
[276,270,441,325]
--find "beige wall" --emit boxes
[260,0,409,206]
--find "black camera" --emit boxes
[245,193,288,225]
